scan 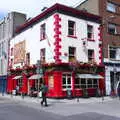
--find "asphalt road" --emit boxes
[0,97,120,120]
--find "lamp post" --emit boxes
[113,65,117,94]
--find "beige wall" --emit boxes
[76,0,99,15]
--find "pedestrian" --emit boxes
[16,85,19,95]
[40,82,48,107]
[117,87,120,100]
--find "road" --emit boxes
[0,96,120,120]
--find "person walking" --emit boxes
[40,82,48,106]
[117,87,120,100]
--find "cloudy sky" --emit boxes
[0,0,84,19]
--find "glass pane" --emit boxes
[62,78,66,84]
[93,79,97,84]
[67,78,71,84]
[81,79,86,84]
[88,85,92,88]
[107,2,116,12]
[81,85,86,89]
[87,79,92,84]
[93,84,98,88]
[62,85,66,88]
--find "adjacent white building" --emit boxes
[0,12,26,92]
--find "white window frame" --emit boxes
[87,24,93,39]
[68,47,76,62]
[109,46,120,60]
[62,73,72,90]
[40,23,46,40]
[68,20,76,36]
[74,78,98,89]
[107,2,116,13]
[108,23,117,34]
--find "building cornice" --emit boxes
[16,3,101,34]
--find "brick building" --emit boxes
[76,0,120,95]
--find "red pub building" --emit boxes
[7,3,105,98]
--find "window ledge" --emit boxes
[109,59,120,61]
[87,38,95,41]
[67,35,77,39]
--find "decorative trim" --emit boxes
[53,14,62,63]
[98,26,103,65]
[16,3,101,34]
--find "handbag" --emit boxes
[38,91,42,98]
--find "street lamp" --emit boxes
[113,65,117,94]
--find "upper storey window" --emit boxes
[109,46,120,60]
[40,48,46,63]
[108,23,116,35]
[68,20,76,36]
[40,23,46,40]
[107,2,116,13]
[87,25,93,39]
[69,47,76,62]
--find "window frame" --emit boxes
[62,73,72,90]
[108,23,117,35]
[68,20,76,37]
[88,49,94,63]
[40,23,46,40]
[74,78,98,89]
[68,47,76,62]
[40,48,46,63]
[87,24,94,40]
[107,2,116,13]
[109,46,120,60]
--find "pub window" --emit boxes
[40,48,45,63]
[75,78,98,89]
[87,79,92,88]
[62,73,72,90]
[81,79,86,89]
[40,23,46,40]
[68,20,76,36]
[88,49,94,62]
[75,78,80,88]
[87,25,93,39]
[69,47,76,62]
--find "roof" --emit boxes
[16,3,101,34]
[74,0,88,8]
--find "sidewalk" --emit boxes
[0,93,114,105]
[1,93,120,117]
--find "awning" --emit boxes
[28,74,43,80]
[77,74,104,79]
[13,75,22,80]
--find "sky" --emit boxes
[0,0,85,20]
